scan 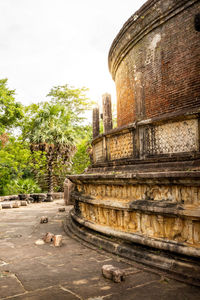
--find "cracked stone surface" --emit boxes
[0,200,200,300]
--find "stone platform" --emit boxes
[0,200,200,299]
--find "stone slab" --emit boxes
[0,273,25,298]
[0,200,199,300]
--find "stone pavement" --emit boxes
[0,200,199,300]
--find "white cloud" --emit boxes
[0,0,146,117]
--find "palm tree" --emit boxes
[29,102,76,193]
[22,84,93,194]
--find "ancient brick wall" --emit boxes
[109,0,200,127]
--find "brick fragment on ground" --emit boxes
[40,216,48,223]
[53,234,63,247]
[102,264,125,283]
[43,232,54,243]
[112,268,125,283]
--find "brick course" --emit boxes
[109,0,200,127]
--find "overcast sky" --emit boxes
[0,0,146,109]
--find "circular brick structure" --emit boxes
[67,0,200,284]
[108,0,200,127]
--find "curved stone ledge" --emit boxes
[68,168,200,261]
[72,192,200,219]
[71,210,200,258]
[65,211,200,286]
[69,170,200,184]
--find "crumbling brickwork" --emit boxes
[109,0,200,127]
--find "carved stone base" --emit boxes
[65,210,200,286]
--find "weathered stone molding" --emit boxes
[70,210,200,258]
[68,170,200,257]
[66,214,200,286]
[72,193,200,218]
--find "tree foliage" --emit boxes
[0,137,45,195]
[0,79,23,133]
[21,84,93,192]
[71,125,92,174]
[47,84,92,126]
[3,178,41,195]
[0,80,93,195]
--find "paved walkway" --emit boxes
[0,200,199,300]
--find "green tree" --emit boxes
[47,84,92,126]
[0,137,44,195]
[0,79,23,133]
[22,84,93,192]
[0,79,42,196]
[71,125,92,174]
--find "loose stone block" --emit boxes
[12,201,20,208]
[30,193,46,202]
[1,203,13,209]
[58,207,65,212]
[112,268,125,283]
[28,197,34,203]
[46,193,53,202]
[102,265,125,283]
[40,216,48,223]
[102,265,114,280]
[43,232,54,243]
[53,235,63,247]
[18,194,27,200]
[20,200,28,206]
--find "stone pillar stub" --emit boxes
[92,106,100,138]
[64,178,74,205]
[102,93,113,133]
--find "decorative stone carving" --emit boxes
[108,132,133,160]
[146,119,198,155]
[80,183,200,206]
[78,201,200,247]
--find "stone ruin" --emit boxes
[67,0,200,284]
